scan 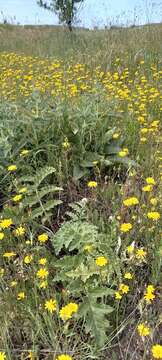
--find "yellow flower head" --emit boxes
[147,212,160,221]
[44,298,57,313]
[62,138,70,150]
[142,185,153,192]
[115,291,122,300]
[17,292,25,300]
[39,280,48,289]
[124,272,133,280]
[152,344,162,359]
[24,255,33,264]
[127,245,134,254]
[3,252,16,258]
[38,233,48,243]
[20,149,29,156]
[146,177,156,185]
[0,232,4,240]
[8,164,17,171]
[136,248,147,259]
[10,280,18,287]
[150,197,158,206]
[18,187,27,194]
[15,226,25,236]
[120,223,133,232]
[36,267,49,279]
[113,133,120,139]
[38,258,47,265]
[0,352,6,360]
[59,302,78,321]
[87,181,97,188]
[118,148,129,157]
[56,355,73,360]
[84,244,93,252]
[12,194,23,202]
[123,197,139,207]
[0,218,13,229]
[119,283,129,294]
[95,256,108,267]
[137,323,150,337]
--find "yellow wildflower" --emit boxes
[95,256,108,267]
[150,197,158,206]
[12,194,22,202]
[0,352,6,360]
[18,187,27,194]
[17,292,25,300]
[8,164,17,171]
[147,212,160,221]
[87,181,97,188]
[124,272,133,280]
[127,245,134,254]
[120,223,133,232]
[44,299,57,313]
[152,344,162,359]
[20,149,29,156]
[3,252,16,258]
[24,255,33,264]
[136,248,147,259]
[0,232,4,240]
[146,177,156,185]
[15,226,25,236]
[123,197,139,206]
[62,137,70,150]
[38,258,47,265]
[59,303,78,321]
[37,233,48,243]
[142,185,153,192]
[137,323,150,336]
[56,355,73,360]
[39,280,48,289]
[115,291,122,300]
[0,218,13,229]
[119,283,129,294]
[36,267,49,279]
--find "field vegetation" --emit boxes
[0,21,161,360]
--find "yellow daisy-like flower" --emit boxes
[37,233,48,243]
[15,226,25,236]
[123,197,139,206]
[12,194,22,202]
[127,245,134,254]
[38,258,47,265]
[119,283,129,294]
[115,291,122,300]
[120,223,133,232]
[150,197,158,206]
[39,280,48,289]
[0,232,4,240]
[144,285,155,303]
[84,244,93,252]
[136,248,147,259]
[95,256,108,267]
[142,185,153,192]
[147,212,160,221]
[8,164,17,171]
[118,150,128,157]
[17,292,25,300]
[59,303,78,321]
[0,352,6,360]
[18,187,27,194]
[3,252,16,258]
[0,218,13,229]
[87,181,97,188]
[20,149,29,156]
[56,355,73,360]
[10,280,18,287]
[113,133,120,139]
[124,272,133,280]
[146,177,156,185]
[36,267,49,279]
[24,255,33,264]
[44,298,57,313]
[137,323,150,337]
[152,344,162,359]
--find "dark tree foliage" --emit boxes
[37,0,84,31]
